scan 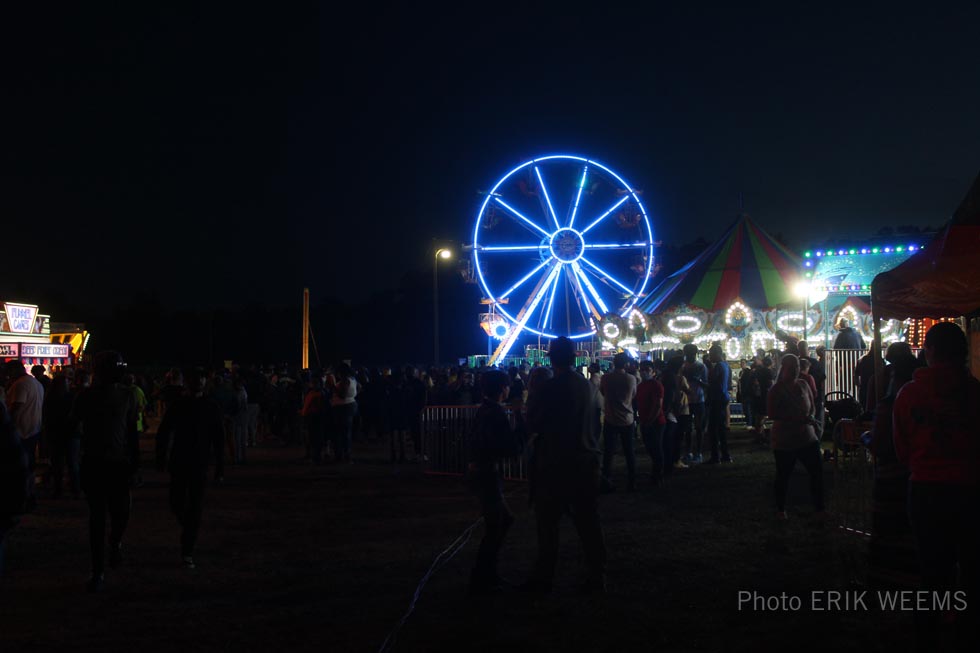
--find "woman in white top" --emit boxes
[331,363,358,463]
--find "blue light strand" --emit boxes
[572,262,609,313]
[493,197,551,238]
[568,165,588,229]
[481,244,547,252]
[493,264,562,363]
[580,256,634,295]
[580,195,630,235]
[534,166,561,230]
[540,263,563,330]
[583,242,649,249]
[499,257,554,299]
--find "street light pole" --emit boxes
[433,247,452,366]
[803,295,809,343]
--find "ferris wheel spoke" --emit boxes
[567,165,588,229]
[567,264,599,322]
[534,166,561,230]
[580,256,635,295]
[539,263,563,331]
[582,242,650,250]
[493,264,562,363]
[499,257,554,300]
[493,197,551,238]
[580,196,630,235]
[479,244,548,252]
[571,262,609,314]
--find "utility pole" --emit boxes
[302,287,309,370]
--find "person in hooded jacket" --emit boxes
[893,322,979,649]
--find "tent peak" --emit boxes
[951,171,980,226]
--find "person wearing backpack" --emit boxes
[0,401,29,577]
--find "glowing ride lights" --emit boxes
[667,315,702,334]
[803,244,919,258]
[724,301,752,331]
[751,331,776,353]
[480,313,511,340]
[472,155,655,364]
[602,321,621,341]
[645,334,682,346]
[775,313,816,333]
[626,308,647,333]
[726,337,741,360]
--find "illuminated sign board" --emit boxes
[20,344,71,358]
[803,245,919,294]
[2,303,39,334]
[0,343,19,357]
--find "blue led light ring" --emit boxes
[472,155,655,339]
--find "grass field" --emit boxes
[0,427,914,652]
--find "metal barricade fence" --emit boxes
[830,418,875,537]
[823,349,864,399]
[421,405,528,480]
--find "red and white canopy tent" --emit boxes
[871,171,980,382]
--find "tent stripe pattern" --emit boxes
[639,215,802,313]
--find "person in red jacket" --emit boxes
[893,322,979,649]
[636,360,666,486]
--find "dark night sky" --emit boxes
[4,3,980,361]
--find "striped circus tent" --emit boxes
[639,214,802,314]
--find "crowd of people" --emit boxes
[0,333,877,586]
[0,322,976,649]
[463,325,977,651]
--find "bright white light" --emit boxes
[809,287,829,303]
[776,313,816,333]
[725,301,752,327]
[667,316,702,334]
[726,337,741,360]
[627,309,646,330]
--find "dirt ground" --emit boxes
[1,427,915,653]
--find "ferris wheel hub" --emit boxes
[549,228,585,263]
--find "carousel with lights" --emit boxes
[470,154,657,366]
[637,214,826,360]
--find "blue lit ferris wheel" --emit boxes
[473,155,655,361]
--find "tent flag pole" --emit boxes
[871,299,885,412]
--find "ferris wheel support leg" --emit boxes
[489,265,560,367]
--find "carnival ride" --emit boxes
[471,155,655,365]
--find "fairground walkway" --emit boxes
[1,427,911,653]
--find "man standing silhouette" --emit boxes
[524,337,606,593]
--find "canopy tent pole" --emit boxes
[871,300,884,413]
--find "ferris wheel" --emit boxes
[472,154,655,363]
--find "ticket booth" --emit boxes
[1,302,74,373]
